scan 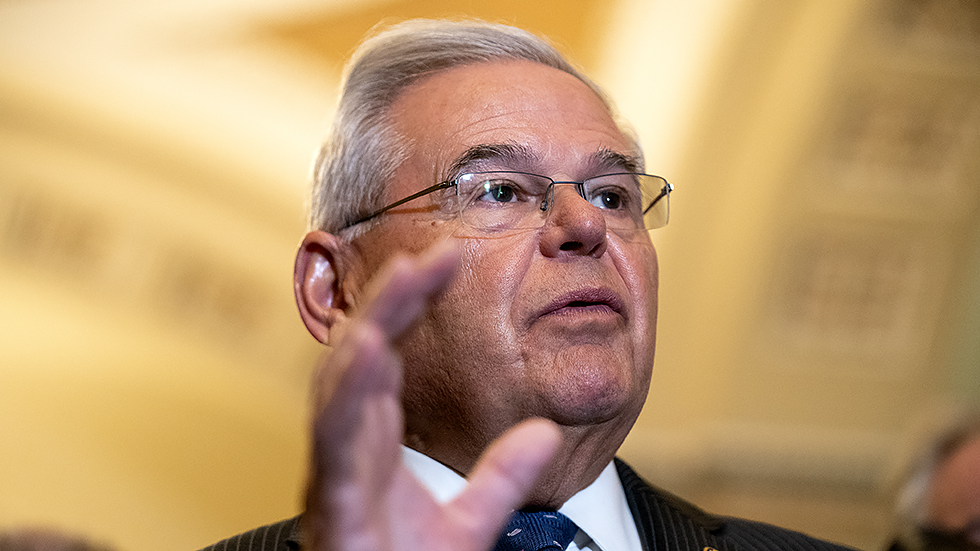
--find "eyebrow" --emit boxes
[446,143,537,177]
[589,147,640,174]
[445,143,642,179]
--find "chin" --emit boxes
[544,366,640,426]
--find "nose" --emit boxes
[538,183,608,258]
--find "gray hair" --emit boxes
[308,18,634,237]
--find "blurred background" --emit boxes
[1,0,978,549]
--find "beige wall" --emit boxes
[1,1,978,550]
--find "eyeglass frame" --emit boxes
[340,170,674,232]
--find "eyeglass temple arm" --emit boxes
[347,181,455,227]
[642,183,673,216]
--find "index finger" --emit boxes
[357,240,460,340]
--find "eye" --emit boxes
[481,181,519,203]
[585,174,643,213]
[591,189,624,210]
[470,176,530,204]
[588,184,636,210]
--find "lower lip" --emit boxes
[545,303,619,317]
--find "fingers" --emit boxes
[312,240,460,412]
[305,241,462,547]
[310,322,400,436]
[304,325,406,550]
[449,419,562,547]
[358,240,460,340]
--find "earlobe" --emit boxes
[293,230,355,345]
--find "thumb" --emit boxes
[448,419,561,549]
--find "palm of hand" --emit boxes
[303,243,560,551]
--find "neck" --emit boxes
[521,422,624,508]
[406,419,630,510]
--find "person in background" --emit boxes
[200,18,856,551]
[0,527,115,551]
[887,407,980,551]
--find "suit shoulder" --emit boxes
[720,517,859,551]
[615,458,724,530]
[614,459,857,551]
[196,516,301,551]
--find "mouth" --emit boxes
[539,288,626,319]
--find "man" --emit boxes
[200,19,853,551]
[887,409,980,551]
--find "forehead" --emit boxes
[388,59,633,185]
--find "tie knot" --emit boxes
[494,510,579,551]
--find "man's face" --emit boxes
[351,59,659,468]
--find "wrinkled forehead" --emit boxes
[388,59,641,183]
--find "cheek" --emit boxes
[454,236,533,329]
[410,236,532,362]
[612,239,659,317]
[615,241,659,377]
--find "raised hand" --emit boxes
[302,242,561,551]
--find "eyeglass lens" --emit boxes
[453,172,670,232]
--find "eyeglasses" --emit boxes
[344,171,673,234]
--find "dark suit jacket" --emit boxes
[198,459,856,551]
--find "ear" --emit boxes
[293,230,358,346]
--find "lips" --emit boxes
[538,287,626,319]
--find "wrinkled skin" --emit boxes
[293,59,660,551]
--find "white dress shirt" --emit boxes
[402,447,643,551]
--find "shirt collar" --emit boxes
[401,447,642,551]
[401,446,467,503]
[558,461,642,551]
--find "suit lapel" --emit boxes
[287,461,730,551]
[615,459,735,551]
[286,517,303,550]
